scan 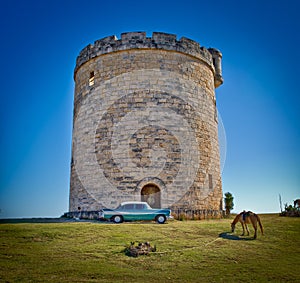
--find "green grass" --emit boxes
[1,214,299,282]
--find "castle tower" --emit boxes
[70,32,223,216]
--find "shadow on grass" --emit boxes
[0,218,104,224]
[219,232,255,241]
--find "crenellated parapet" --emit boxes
[74,32,223,88]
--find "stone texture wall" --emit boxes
[70,32,223,215]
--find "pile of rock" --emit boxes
[124,242,156,257]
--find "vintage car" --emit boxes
[99,201,172,224]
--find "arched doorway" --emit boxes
[141,184,161,208]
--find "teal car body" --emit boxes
[99,201,172,224]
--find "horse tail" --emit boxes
[255,214,264,235]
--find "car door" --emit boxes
[122,203,136,221]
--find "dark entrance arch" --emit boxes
[141,184,161,208]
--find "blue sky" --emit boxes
[0,0,299,218]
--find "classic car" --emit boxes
[99,201,172,224]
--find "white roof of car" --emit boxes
[120,201,149,206]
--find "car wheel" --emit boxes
[156,215,166,224]
[111,215,123,223]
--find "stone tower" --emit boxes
[70,32,223,216]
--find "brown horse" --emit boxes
[231,211,264,239]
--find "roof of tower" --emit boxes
[74,31,220,75]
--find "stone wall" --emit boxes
[70,32,223,216]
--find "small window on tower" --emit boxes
[209,174,213,190]
[89,71,95,86]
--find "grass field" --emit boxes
[0,214,299,282]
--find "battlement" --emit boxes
[74,32,223,84]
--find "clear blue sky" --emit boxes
[0,0,299,218]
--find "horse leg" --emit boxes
[241,223,245,236]
[245,224,250,236]
[253,222,257,239]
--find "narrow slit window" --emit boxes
[209,174,213,190]
[89,71,95,86]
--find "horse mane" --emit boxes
[231,213,241,225]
